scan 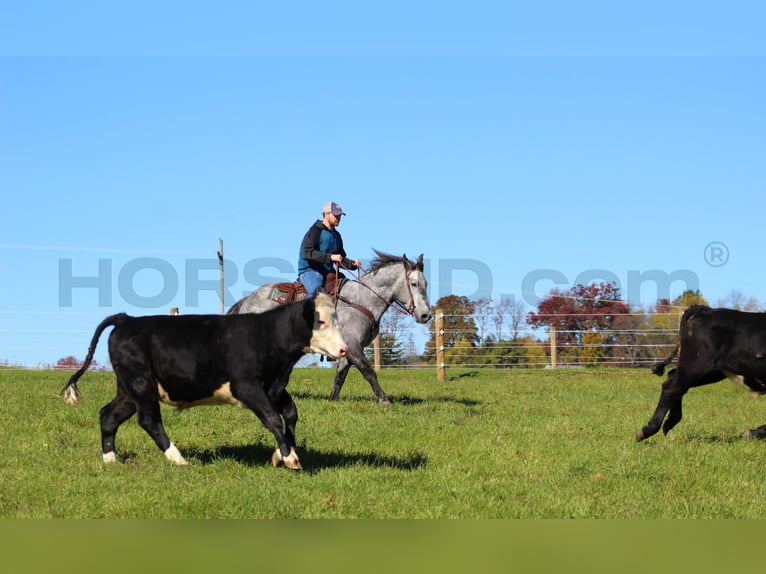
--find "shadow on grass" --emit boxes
[684,433,753,444]
[183,443,428,472]
[290,389,480,408]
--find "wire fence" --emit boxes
[370,310,684,371]
[367,337,678,370]
[1,309,684,372]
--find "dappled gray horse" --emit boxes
[228,251,431,405]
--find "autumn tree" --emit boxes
[527,282,631,361]
[423,295,478,363]
[674,289,708,308]
[479,335,546,368]
[716,289,763,313]
[642,290,710,363]
[717,290,762,311]
[610,309,652,366]
[56,355,99,370]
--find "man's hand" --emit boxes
[331,254,361,269]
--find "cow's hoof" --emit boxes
[164,443,189,466]
[272,447,302,470]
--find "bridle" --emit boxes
[335,260,419,322]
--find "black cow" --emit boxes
[60,292,346,470]
[637,304,766,442]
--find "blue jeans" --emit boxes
[299,269,324,298]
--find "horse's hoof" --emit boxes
[378,397,391,407]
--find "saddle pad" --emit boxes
[268,282,308,305]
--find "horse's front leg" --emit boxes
[330,356,351,401]
[331,340,390,406]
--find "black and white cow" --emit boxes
[637,304,766,442]
[61,292,346,470]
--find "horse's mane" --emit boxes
[368,249,424,273]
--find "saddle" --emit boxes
[266,282,308,305]
[324,273,347,301]
[270,274,377,325]
[266,274,348,305]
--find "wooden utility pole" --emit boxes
[217,238,225,315]
[436,310,445,382]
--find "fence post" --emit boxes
[436,310,445,382]
[550,327,557,369]
[373,333,381,373]
[218,238,225,315]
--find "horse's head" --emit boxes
[400,253,431,324]
[368,250,432,324]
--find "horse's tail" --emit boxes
[650,304,705,377]
[60,313,130,406]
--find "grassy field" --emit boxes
[2,366,766,518]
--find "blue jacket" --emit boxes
[298,220,352,275]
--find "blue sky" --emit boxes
[2,1,765,367]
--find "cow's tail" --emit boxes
[60,313,130,406]
[650,304,705,377]
[651,342,679,376]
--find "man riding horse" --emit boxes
[229,200,432,405]
[298,201,362,297]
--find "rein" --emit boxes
[335,261,417,324]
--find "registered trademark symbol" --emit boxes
[704,241,729,267]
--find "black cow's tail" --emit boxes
[60,313,130,406]
[651,342,680,377]
[650,304,705,377]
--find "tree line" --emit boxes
[368,284,765,369]
[57,284,764,370]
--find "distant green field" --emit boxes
[3,366,766,518]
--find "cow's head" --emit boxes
[307,292,347,359]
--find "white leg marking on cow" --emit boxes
[164,443,188,466]
[272,447,302,470]
[103,451,117,464]
[724,371,748,391]
[724,371,763,398]
[283,448,302,470]
[157,381,247,410]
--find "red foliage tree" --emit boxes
[527,282,631,350]
[56,355,99,370]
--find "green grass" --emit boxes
[3,366,766,518]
